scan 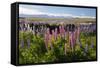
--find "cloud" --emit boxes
[19,7,74,17]
[19,7,45,15]
[73,15,95,18]
[19,6,72,16]
[19,6,95,18]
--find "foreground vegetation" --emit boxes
[19,31,96,64]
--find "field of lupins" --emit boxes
[19,22,96,64]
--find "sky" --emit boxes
[19,4,96,18]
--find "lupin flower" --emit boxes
[59,25,66,38]
[25,23,28,31]
[21,39,24,48]
[91,40,94,48]
[49,34,53,51]
[73,29,77,45]
[32,26,35,34]
[44,28,50,51]
[77,26,80,39]
[68,32,71,46]
[54,28,58,40]
[83,44,88,56]
[44,33,48,51]
[52,30,55,35]
[93,24,96,32]
[62,25,66,39]
[64,32,67,40]
[59,26,62,37]
[85,27,89,36]
[20,24,24,31]
[52,30,55,41]
[79,39,82,48]
[84,44,88,53]
[19,24,22,31]
[46,28,50,40]
[61,25,65,33]
[27,38,30,48]
[64,43,67,55]
[72,32,74,46]
[69,31,74,50]
[27,24,30,31]
[47,28,50,35]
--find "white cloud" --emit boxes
[48,13,73,17]
[19,6,95,18]
[73,15,95,18]
[19,7,45,15]
[19,6,72,17]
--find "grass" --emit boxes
[19,31,96,64]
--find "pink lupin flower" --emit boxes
[61,25,65,38]
[77,26,80,39]
[64,43,67,55]
[73,29,77,45]
[45,28,50,40]
[54,28,58,40]
[52,30,55,35]
[49,34,53,50]
[59,26,62,37]
[44,28,50,51]
[69,31,74,51]
[71,32,74,46]
[52,29,55,40]
[79,39,82,48]
[44,33,48,51]
[69,32,71,46]
[61,25,65,33]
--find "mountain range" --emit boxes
[19,14,74,19]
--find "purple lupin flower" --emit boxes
[27,38,30,48]
[21,39,24,48]
[91,40,94,48]
[19,24,22,31]
[32,26,35,34]
[27,24,30,31]
[79,39,82,48]
[85,44,88,53]
[84,44,88,56]
[20,24,24,31]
